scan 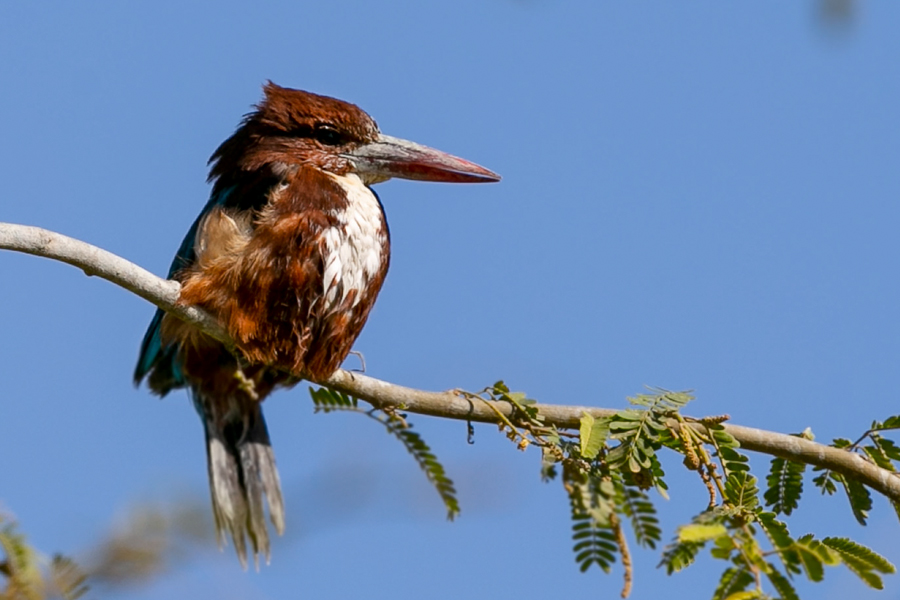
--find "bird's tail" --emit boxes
[200,397,285,569]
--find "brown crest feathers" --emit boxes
[207,82,380,183]
[257,81,379,140]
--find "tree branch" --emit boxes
[0,223,229,348]
[2,221,899,503]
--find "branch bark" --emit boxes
[2,221,898,503]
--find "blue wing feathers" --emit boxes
[133,187,235,393]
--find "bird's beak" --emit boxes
[345,134,501,184]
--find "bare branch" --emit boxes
[0,222,230,347]
[2,221,899,503]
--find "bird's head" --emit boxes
[209,82,500,186]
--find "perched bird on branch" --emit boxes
[133,82,499,567]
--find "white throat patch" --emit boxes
[321,173,387,310]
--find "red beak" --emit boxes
[346,134,500,183]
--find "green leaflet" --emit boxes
[756,512,801,576]
[579,412,609,460]
[567,476,619,573]
[724,473,759,510]
[892,499,900,525]
[822,537,896,589]
[572,522,619,574]
[765,565,799,600]
[659,539,704,575]
[490,381,542,423]
[862,439,895,470]
[677,523,727,543]
[838,475,872,526]
[309,385,358,410]
[795,534,839,582]
[877,415,900,430]
[871,436,900,462]
[811,468,839,496]
[764,457,805,516]
[660,509,730,575]
[711,567,754,600]
[615,483,661,549]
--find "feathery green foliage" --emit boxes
[570,510,620,573]
[615,483,661,549]
[378,412,460,519]
[307,383,900,598]
[309,385,358,411]
[309,386,459,519]
[497,384,900,598]
[564,467,619,573]
[11,381,898,599]
[607,390,692,477]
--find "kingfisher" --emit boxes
[133,82,499,567]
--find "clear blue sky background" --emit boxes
[1,1,898,598]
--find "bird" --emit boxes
[133,82,500,568]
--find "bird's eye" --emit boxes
[314,124,346,146]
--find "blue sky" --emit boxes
[1,1,899,598]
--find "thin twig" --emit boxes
[610,511,633,599]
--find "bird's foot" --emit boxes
[234,367,260,400]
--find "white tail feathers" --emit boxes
[204,405,285,569]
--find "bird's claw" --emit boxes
[349,350,366,373]
[234,368,259,401]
